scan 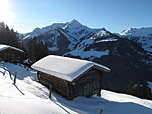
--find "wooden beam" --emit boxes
[49,85,52,98]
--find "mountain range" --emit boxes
[118,27,152,53]
[21,19,152,92]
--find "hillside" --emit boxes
[119,27,152,53]
[0,62,152,114]
[65,37,152,91]
[21,20,152,92]
[22,19,103,54]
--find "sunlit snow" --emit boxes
[0,62,152,114]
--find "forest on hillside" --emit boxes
[0,22,49,63]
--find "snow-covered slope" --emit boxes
[22,19,103,53]
[120,27,152,37]
[62,19,101,41]
[22,19,100,41]
[0,63,67,114]
[21,21,152,93]
[64,36,152,91]
[21,20,152,93]
[119,27,152,52]
[63,29,116,60]
[22,20,152,53]
[22,23,65,39]
[0,62,152,114]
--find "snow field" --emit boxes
[0,63,152,114]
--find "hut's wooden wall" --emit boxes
[72,68,103,98]
[38,67,103,100]
[38,71,71,99]
[0,48,24,63]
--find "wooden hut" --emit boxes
[31,55,110,100]
[0,44,24,63]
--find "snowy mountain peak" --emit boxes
[70,19,81,25]
[33,27,41,32]
[24,27,42,38]
[119,27,152,52]
[120,27,152,37]
[23,19,86,39]
[63,19,85,30]
[94,29,110,38]
[44,23,65,30]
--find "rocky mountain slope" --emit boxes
[118,27,152,53]
[22,19,102,54]
[64,32,152,91]
[22,20,152,92]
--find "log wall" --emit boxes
[38,67,103,100]
[0,48,24,63]
[38,72,71,99]
[72,68,102,98]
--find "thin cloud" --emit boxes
[0,0,16,26]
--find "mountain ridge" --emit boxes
[22,19,104,40]
[22,20,152,92]
[118,27,152,53]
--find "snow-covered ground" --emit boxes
[0,63,152,114]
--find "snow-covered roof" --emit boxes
[31,55,110,82]
[0,44,24,53]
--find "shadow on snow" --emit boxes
[51,92,152,114]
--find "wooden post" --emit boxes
[97,72,103,96]
[9,72,12,79]
[49,85,52,98]
[3,69,6,76]
[14,72,17,84]
[99,110,103,114]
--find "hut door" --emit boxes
[83,84,90,97]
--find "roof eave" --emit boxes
[93,65,111,72]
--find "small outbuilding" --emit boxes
[31,55,110,100]
[0,44,24,63]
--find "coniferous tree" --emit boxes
[27,37,49,63]
[127,81,152,100]
[127,80,134,94]
[0,22,21,48]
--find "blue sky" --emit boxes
[1,0,152,33]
